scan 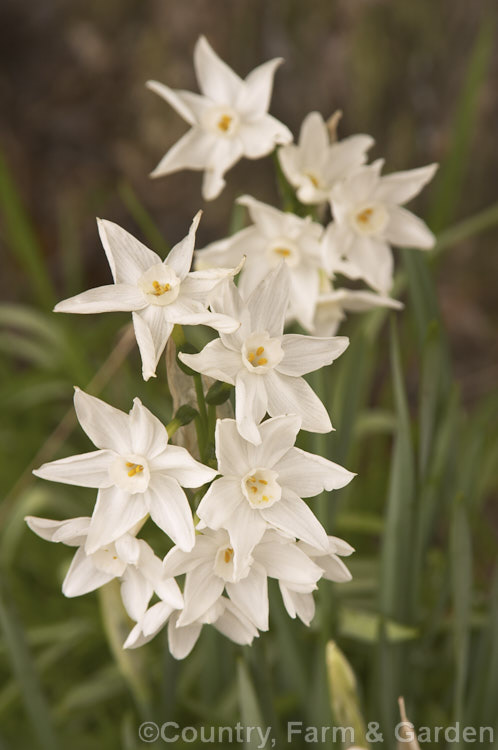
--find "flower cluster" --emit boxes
[27,36,436,660]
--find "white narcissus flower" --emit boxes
[313,275,403,336]
[32,389,217,554]
[323,160,438,293]
[197,416,354,574]
[124,598,258,658]
[54,213,240,380]
[196,195,324,331]
[24,516,183,621]
[178,264,349,445]
[147,36,292,200]
[278,111,374,205]
[279,536,354,626]
[162,529,324,632]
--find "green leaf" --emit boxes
[339,608,418,643]
[236,658,267,750]
[205,380,234,406]
[450,495,472,728]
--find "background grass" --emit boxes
[1,1,498,748]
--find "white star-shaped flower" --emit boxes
[323,160,438,293]
[279,536,354,625]
[197,416,354,574]
[162,528,324,631]
[278,111,374,204]
[33,389,217,554]
[313,275,403,336]
[25,516,183,621]
[54,212,240,380]
[147,36,292,200]
[178,264,349,445]
[124,597,258,658]
[196,195,325,331]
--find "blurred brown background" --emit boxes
[1,0,497,400]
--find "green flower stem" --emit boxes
[208,403,217,438]
[166,418,181,438]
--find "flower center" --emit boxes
[109,454,150,493]
[138,264,181,306]
[213,544,237,582]
[203,106,240,137]
[242,467,281,509]
[242,331,284,374]
[91,543,127,576]
[351,203,388,236]
[267,237,300,269]
[305,171,320,188]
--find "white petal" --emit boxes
[74,388,131,453]
[25,516,90,546]
[319,554,352,583]
[142,601,174,638]
[225,502,268,579]
[287,264,320,332]
[120,567,153,621]
[179,338,241,385]
[247,414,301,469]
[265,371,332,433]
[114,534,141,565]
[54,284,146,314]
[62,547,113,597]
[150,445,217,488]
[299,111,330,165]
[146,80,204,125]
[33,450,114,489]
[97,219,161,285]
[213,600,259,645]
[337,289,404,313]
[194,36,244,105]
[347,235,394,294]
[165,296,238,333]
[235,369,268,445]
[162,535,218,577]
[255,537,323,586]
[246,262,290,337]
[212,279,251,351]
[237,195,288,238]
[129,398,169,458]
[238,117,292,159]
[197,476,244,529]
[279,583,315,626]
[278,334,349,376]
[147,475,195,551]
[262,490,329,551]
[375,163,438,205]
[150,128,217,177]
[214,419,251,476]
[177,563,225,626]
[168,616,202,660]
[226,563,269,631]
[165,212,201,280]
[201,139,244,200]
[180,261,243,302]
[274,447,355,497]
[85,486,148,554]
[384,206,435,249]
[238,58,283,117]
[132,307,173,381]
[154,576,184,610]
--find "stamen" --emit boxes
[258,358,268,365]
[127,463,144,477]
[274,247,291,257]
[248,352,256,363]
[262,496,269,502]
[151,280,171,296]
[250,486,258,493]
[218,114,232,132]
[357,208,373,224]
[305,172,319,188]
[224,547,234,564]
[258,479,268,485]
[256,346,265,356]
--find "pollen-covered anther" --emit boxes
[357,208,373,225]
[224,547,234,564]
[242,468,281,509]
[218,114,233,132]
[246,346,268,368]
[151,280,171,296]
[274,247,291,258]
[126,462,144,477]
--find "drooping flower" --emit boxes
[124,597,258,658]
[280,536,354,626]
[323,160,438,293]
[195,195,324,331]
[54,213,240,380]
[32,389,217,553]
[313,275,403,336]
[178,264,349,445]
[147,36,292,200]
[278,111,374,205]
[162,528,324,631]
[197,416,354,574]
[24,516,183,621]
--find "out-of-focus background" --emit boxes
[1,2,497,749]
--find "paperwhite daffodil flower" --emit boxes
[33,389,217,554]
[162,528,324,632]
[147,36,292,200]
[179,265,349,445]
[313,275,403,336]
[197,416,355,574]
[323,160,438,293]
[54,212,240,380]
[279,535,354,625]
[124,597,258,658]
[278,111,374,204]
[24,516,183,621]
[195,195,324,331]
